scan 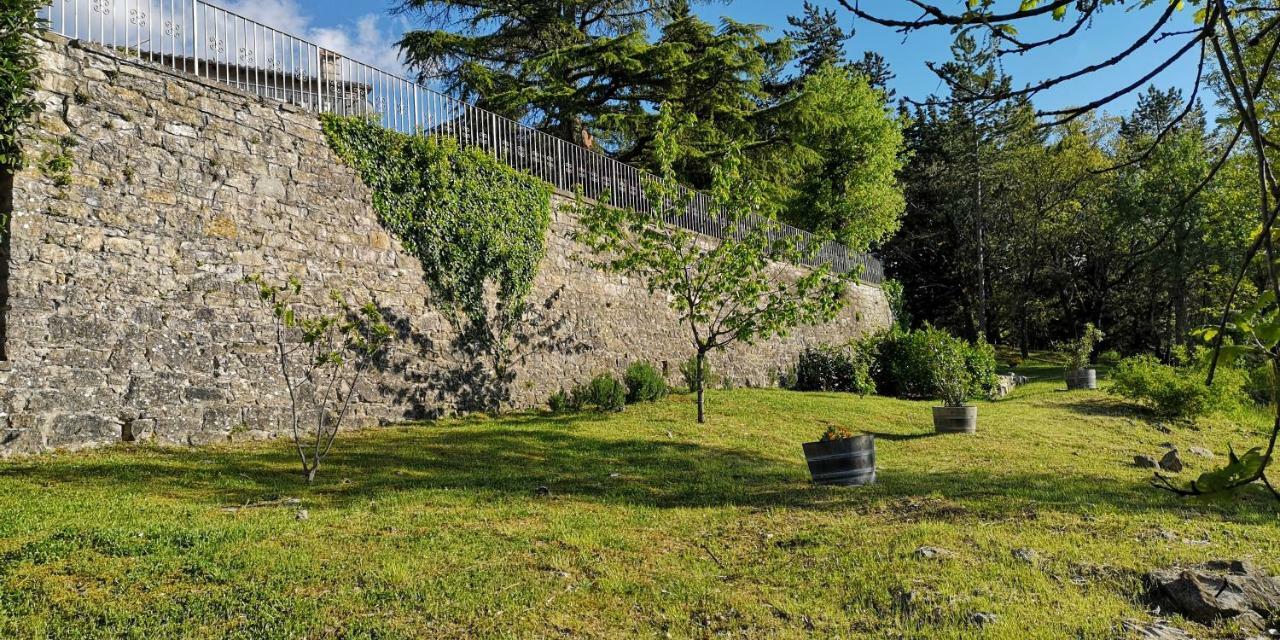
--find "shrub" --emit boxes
[966,339,999,398]
[1109,355,1246,419]
[1246,363,1276,406]
[777,366,799,390]
[931,338,972,407]
[867,328,936,399]
[867,326,996,402]
[624,361,668,404]
[1059,323,1104,370]
[679,356,720,392]
[1006,353,1025,368]
[572,374,627,413]
[794,344,875,395]
[1098,349,1122,366]
[547,388,576,414]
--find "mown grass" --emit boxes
[1,376,1278,639]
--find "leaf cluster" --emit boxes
[0,1,43,172]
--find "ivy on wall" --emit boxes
[320,114,552,346]
[0,1,43,173]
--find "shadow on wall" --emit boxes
[371,284,592,417]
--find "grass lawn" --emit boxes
[2,373,1279,639]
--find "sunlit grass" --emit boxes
[1,376,1277,638]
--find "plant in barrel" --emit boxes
[802,425,876,486]
[930,332,979,434]
[1061,323,1104,390]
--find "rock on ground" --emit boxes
[969,612,998,627]
[914,546,953,560]
[1120,619,1195,640]
[992,374,1025,399]
[1144,560,1280,632]
[1159,449,1184,473]
[1135,455,1160,469]
[1012,548,1039,564]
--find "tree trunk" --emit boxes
[973,119,989,342]
[1173,225,1188,346]
[695,352,707,424]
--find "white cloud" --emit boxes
[220,0,406,74]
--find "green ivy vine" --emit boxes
[320,114,552,342]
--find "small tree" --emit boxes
[246,275,393,483]
[1059,323,1104,371]
[573,110,851,423]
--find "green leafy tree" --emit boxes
[783,3,893,95]
[0,0,42,172]
[395,0,681,143]
[843,0,1280,501]
[396,1,903,244]
[785,1,847,79]
[766,66,906,249]
[888,35,1041,342]
[573,110,849,423]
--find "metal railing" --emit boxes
[38,0,884,284]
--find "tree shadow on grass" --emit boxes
[863,430,937,442]
[1060,399,1142,418]
[4,413,1276,523]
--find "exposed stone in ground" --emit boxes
[1160,450,1184,473]
[1135,455,1160,469]
[1120,619,1195,640]
[1012,548,1038,564]
[914,546,953,560]
[969,612,997,627]
[1188,446,1215,459]
[1144,560,1280,632]
[993,374,1027,399]
[295,509,309,521]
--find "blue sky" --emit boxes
[216,0,1204,119]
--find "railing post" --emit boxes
[315,45,323,112]
[413,84,420,135]
[192,0,201,78]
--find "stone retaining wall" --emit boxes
[0,34,890,455]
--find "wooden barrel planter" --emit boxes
[802,435,876,486]
[1065,368,1097,390]
[932,406,977,434]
